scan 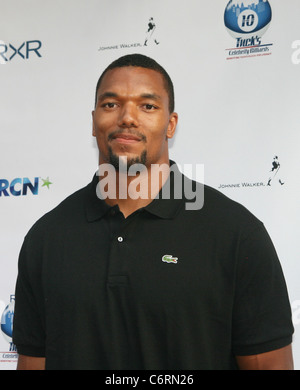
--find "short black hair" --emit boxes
[94,54,175,113]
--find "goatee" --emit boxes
[108,147,147,172]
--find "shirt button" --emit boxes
[117,236,123,242]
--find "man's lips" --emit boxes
[114,134,141,141]
[108,131,146,144]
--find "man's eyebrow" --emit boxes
[140,93,162,101]
[97,92,162,101]
[97,92,119,100]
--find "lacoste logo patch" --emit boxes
[162,254,178,264]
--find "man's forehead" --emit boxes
[98,66,166,91]
[98,91,163,101]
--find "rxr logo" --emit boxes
[0,40,42,64]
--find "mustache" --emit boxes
[108,129,147,142]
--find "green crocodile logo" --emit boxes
[162,254,178,264]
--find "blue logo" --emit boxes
[1,295,16,351]
[225,0,272,42]
[0,176,52,197]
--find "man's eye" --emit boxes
[102,102,117,109]
[143,104,157,110]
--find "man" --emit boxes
[13,54,294,370]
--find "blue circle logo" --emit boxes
[1,297,14,343]
[225,0,272,38]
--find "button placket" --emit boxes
[107,215,140,284]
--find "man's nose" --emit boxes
[117,103,138,128]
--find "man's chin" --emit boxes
[108,149,147,171]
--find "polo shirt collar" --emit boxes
[85,174,112,222]
[85,160,185,222]
[144,161,184,219]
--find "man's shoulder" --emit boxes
[26,178,93,239]
[203,182,247,210]
[170,163,263,230]
[206,182,260,217]
[182,174,263,231]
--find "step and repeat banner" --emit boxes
[0,0,299,369]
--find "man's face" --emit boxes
[92,66,178,170]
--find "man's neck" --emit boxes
[98,161,171,218]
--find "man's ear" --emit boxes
[166,112,178,139]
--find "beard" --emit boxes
[108,147,147,172]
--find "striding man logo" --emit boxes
[144,17,159,46]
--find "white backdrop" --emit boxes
[0,0,299,369]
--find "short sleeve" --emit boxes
[13,236,46,357]
[232,224,294,356]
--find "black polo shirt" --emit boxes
[13,162,294,370]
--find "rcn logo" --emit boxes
[224,0,272,44]
[0,40,42,63]
[0,177,52,197]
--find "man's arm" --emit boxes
[236,344,294,370]
[17,355,46,370]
